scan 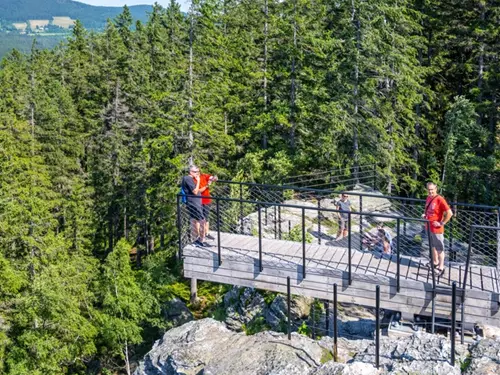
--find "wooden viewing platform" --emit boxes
[183,232,500,326]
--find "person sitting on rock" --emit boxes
[364,226,392,255]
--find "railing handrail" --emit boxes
[216,179,499,211]
[281,163,376,181]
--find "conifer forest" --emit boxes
[0,1,498,374]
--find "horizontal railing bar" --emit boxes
[283,171,376,185]
[291,178,374,189]
[216,180,499,210]
[470,225,500,230]
[282,164,376,181]
[180,194,430,223]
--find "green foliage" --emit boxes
[283,225,314,243]
[320,348,334,364]
[260,290,278,306]
[211,305,227,322]
[297,321,310,336]
[96,239,155,370]
[460,355,472,372]
[242,316,271,336]
[283,189,294,200]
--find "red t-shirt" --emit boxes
[425,195,451,234]
[199,173,213,205]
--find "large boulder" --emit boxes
[134,318,328,375]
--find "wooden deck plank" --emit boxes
[183,232,500,326]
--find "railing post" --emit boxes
[450,204,456,262]
[461,301,465,345]
[372,164,376,189]
[427,221,436,334]
[317,198,321,245]
[348,212,352,285]
[333,283,338,362]
[264,206,268,226]
[274,205,277,239]
[239,184,243,234]
[312,300,316,339]
[325,301,330,337]
[258,205,263,272]
[278,205,282,239]
[359,195,363,251]
[177,195,182,260]
[287,276,291,340]
[216,199,221,266]
[396,218,401,293]
[302,207,306,278]
[462,227,475,290]
[375,285,380,369]
[451,282,456,366]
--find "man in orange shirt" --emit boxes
[199,170,218,241]
[422,182,453,276]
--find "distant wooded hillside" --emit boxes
[0,0,151,28]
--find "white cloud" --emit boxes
[74,0,190,12]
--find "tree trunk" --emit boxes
[188,6,195,164]
[262,0,268,149]
[351,0,360,181]
[124,340,131,375]
[290,0,297,149]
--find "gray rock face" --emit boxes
[134,318,327,375]
[355,332,466,374]
[135,318,500,375]
[223,287,316,333]
[311,361,380,375]
[223,286,267,331]
[465,338,500,375]
[163,298,193,328]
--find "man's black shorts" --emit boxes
[202,204,211,221]
[187,204,203,221]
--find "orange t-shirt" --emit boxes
[199,173,213,205]
[425,195,451,234]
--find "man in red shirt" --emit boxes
[422,182,453,276]
[198,171,218,241]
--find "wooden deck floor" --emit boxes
[183,232,500,326]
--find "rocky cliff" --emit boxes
[134,318,500,375]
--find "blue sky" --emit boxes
[75,1,190,12]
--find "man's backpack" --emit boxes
[179,186,187,204]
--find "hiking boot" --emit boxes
[193,239,205,247]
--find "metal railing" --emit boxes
[280,164,378,190]
[210,180,499,272]
[463,225,500,291]
[177,193,436,291]
[280,280,459,368]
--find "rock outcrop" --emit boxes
[135,318,500,375]
[465,338,500,375]
[134,318,330,375]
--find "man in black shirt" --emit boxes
[182,165,208,247]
